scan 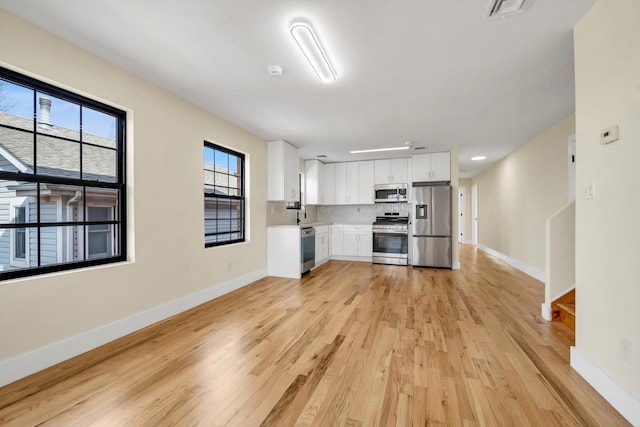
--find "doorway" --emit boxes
[458,187,466,243]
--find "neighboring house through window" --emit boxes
[204,142,245,247]
[0,67,126,280]
[9,198,29,267]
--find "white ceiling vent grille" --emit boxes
[485,0,530,19]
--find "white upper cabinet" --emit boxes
[323,163,336,204]
[430,152,451,181]
[268,140,300,202]
[305,159,324,205]
[412,152,450,182]
[335,162,348,204]
[374,158,409,184]
[358,160,375,204]
[333,161,374,205]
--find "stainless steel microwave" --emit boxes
[374,183,408,203]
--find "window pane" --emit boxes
[228,155,238,174]
[88,206,109,222]
[85,188,118,220]
[36,135,80,179]
[36,93,80,139]
[214,171,229,191]
[215,150,228,171]
[82,144,116,182]
[204,146,214,169]
[14,226,26,259]
[41,184,83,222]
[204,198,217,220]
[0,79,34,131]
[0,181,35,225]
[0,128,34,173]
[40,225,87,265]
[82,107,116,147]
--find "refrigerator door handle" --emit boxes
[416,204,428,219]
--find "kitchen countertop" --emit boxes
[267,222,332,229]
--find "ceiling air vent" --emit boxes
[485,0,529,19]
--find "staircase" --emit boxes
[552,288,575,333]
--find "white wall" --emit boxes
[0,10,267,378]
[473,114,575,278]
[574,0,640,408]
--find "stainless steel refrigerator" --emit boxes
[411,185,452,268]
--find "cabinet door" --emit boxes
[335,163,348,205]
[330,225,344,255]
[358,161,375,204]
[283,142,299,201]
[357,231,373,257]
[389,158,408,183]
[374,159,391,184]
[305,160,321,205]
[412,154,431,182]
[430,152,451,181]
[323,163,336,205]
[315,232,329,263]
[346,162,359,204]
[343,231,359,256]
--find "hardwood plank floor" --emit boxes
[0,245,630,426]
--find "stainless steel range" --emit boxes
[372,215,409,265]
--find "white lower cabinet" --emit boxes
[331,224,372,260]
[330,225,344,256]
[315,225,329,265]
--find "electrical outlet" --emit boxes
[620,338,632,362]
[583,181,596,199]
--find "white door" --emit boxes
[458,187,466,243]
[568,135,576,201]
[471,183,478,245]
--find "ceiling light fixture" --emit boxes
[290,22,336,83]
[350,146,410,154]
[471,156,487,161]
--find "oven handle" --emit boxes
[372,230,409,235]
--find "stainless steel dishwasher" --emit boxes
[300,227,315,274]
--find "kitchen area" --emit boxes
[266,139,459,278]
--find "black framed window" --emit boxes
[204,142,244,247]
[0,67,126,280]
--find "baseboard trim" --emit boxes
[570,347,640,426]
[0,268,267,387]
[541,303,552,321]
[477,244,545,282]
[330,255,372,263]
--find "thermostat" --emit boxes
[600,125,619,144]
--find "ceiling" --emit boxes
[0,0,596,178]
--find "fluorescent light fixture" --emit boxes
[350,146,410,154]
[290,22,336,82]
[471,156,487,161]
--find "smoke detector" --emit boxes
[267,65,283,76]
[485,0,530,19]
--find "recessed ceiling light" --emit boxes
[350,146,410,154]
[290,22,336,83]
[471,156,487,161]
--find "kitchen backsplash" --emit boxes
[267,201,318,225]
[267,203,377,225]
[317,205,376,224]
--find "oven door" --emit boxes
[372,231,408,259]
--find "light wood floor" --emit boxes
[0,245,630,426]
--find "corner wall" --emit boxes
[573,0,640,419]
[0,10,268,384]
[474,114,575,279]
